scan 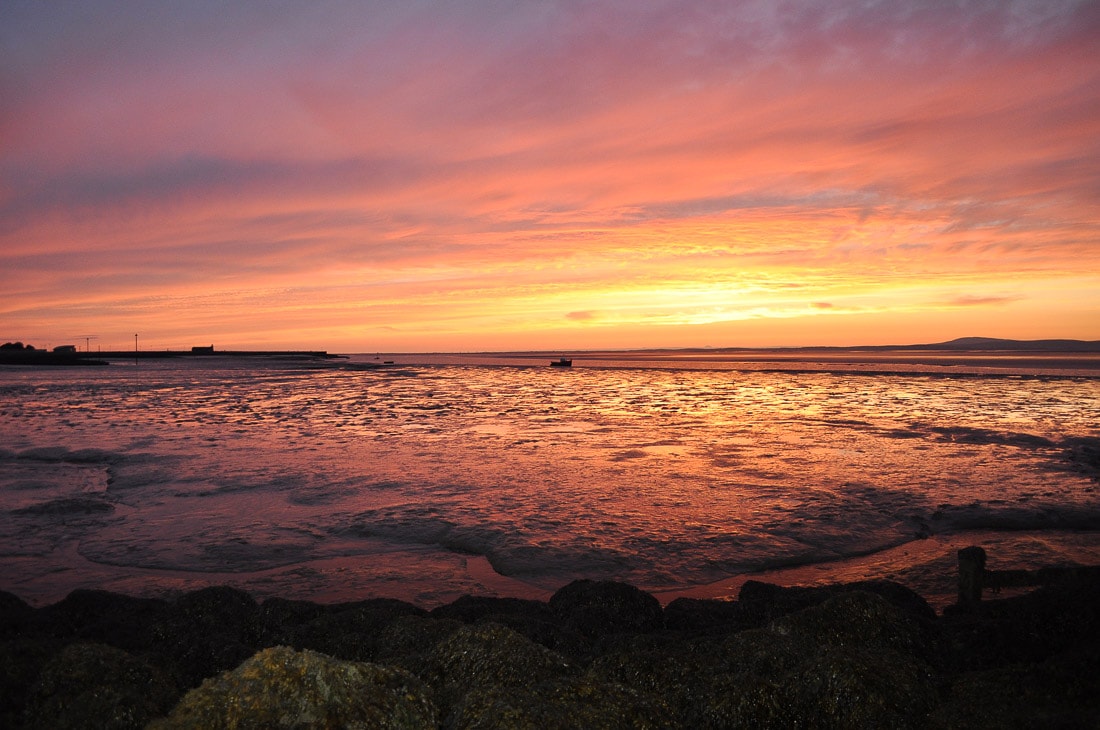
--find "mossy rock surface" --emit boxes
[450,675,674,730]
[769,590,933,660]
[288,599,425,662]
[151,645,437,729]
[425,622,575,717]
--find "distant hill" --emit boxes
[924,337,1100,352]
[742,337,1100,353]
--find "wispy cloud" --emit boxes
[943,294,1024,308]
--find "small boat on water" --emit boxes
[550,357,572,367]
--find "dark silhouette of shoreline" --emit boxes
[0,344,342,366]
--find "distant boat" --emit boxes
[550,357,572,367]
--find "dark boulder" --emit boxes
[549,580,663,642]
[934,647,1100,728]
[782,645,937,729]
[662,595,746,634]
[173,586,261,642]
[374,614,463,675]
[0,638,59,728]
[0,591,32,637]
[594,592,939,729]
[23,642,178,730]
[587,641,731,728]
[423,622,575,721]
[431,594,553,624]
[737,579,935,626]
[769,590,934,661]
[35,590,170,653]
[431,594,581,655]
[255,596,330,646]
[148,587,262,688]
[288,597,426,662]
[941,569,1100,672]
[450,674,675,730]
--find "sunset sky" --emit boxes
[2,1,1098,353]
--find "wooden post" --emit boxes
[958,546,987,608]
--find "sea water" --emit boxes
[1,353,1098,609]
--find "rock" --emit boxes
[714,626,805,677]
[726,593,936,728]
[549,580,663,644]
[431,594,580,656]
[149,587,263,688]
[769,590,933,660]
[375,614,462,675]
[941,569,1100,672]
[173,586,261,642]
[23,642,178,730]
[587,641,730,728]
[431,594,553,624]
[594,594,939,729]
[36,590,169,654]
[784,646,937,729]
[935,647,1100,729]
[150,645,437,729]
[424,622,575,720]
[289,597,426,662]
[737,579,935,626]
[0,591,32,636]
[256,597,329,646]
[0,638,58,728]
[450,675,675,730]
[662,596,746,634]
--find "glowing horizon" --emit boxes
[2,1,1098,353]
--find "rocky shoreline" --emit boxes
[2,570,1098,728]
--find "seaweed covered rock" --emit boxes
[34,590,169,654]
[724,593,937,729]
[549,580,663,645]
[150,645,437,729]
[770,590,934,660]
[0,590,32,634]
[738,579,935,626]
[588,640,734,727]
[375,614,462,674]
[424,622,575,720]
[431,594,554,625]
[432,594,583,657]
[287,597,426,662]
[23,642,177,730]
[783,645,937,729]
[662,595,746,634]
[934,647,1100,728]
[941,568,1100,671]
[450,675,674,730]
[255,597,330,646]
[588,627,807,728]
[173,586,261,642]
[149,587,262,687]
[0,638,60,729]
[590,593,938,729]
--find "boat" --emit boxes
[550,357,572,367]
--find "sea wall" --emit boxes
[1,574,1098,728]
